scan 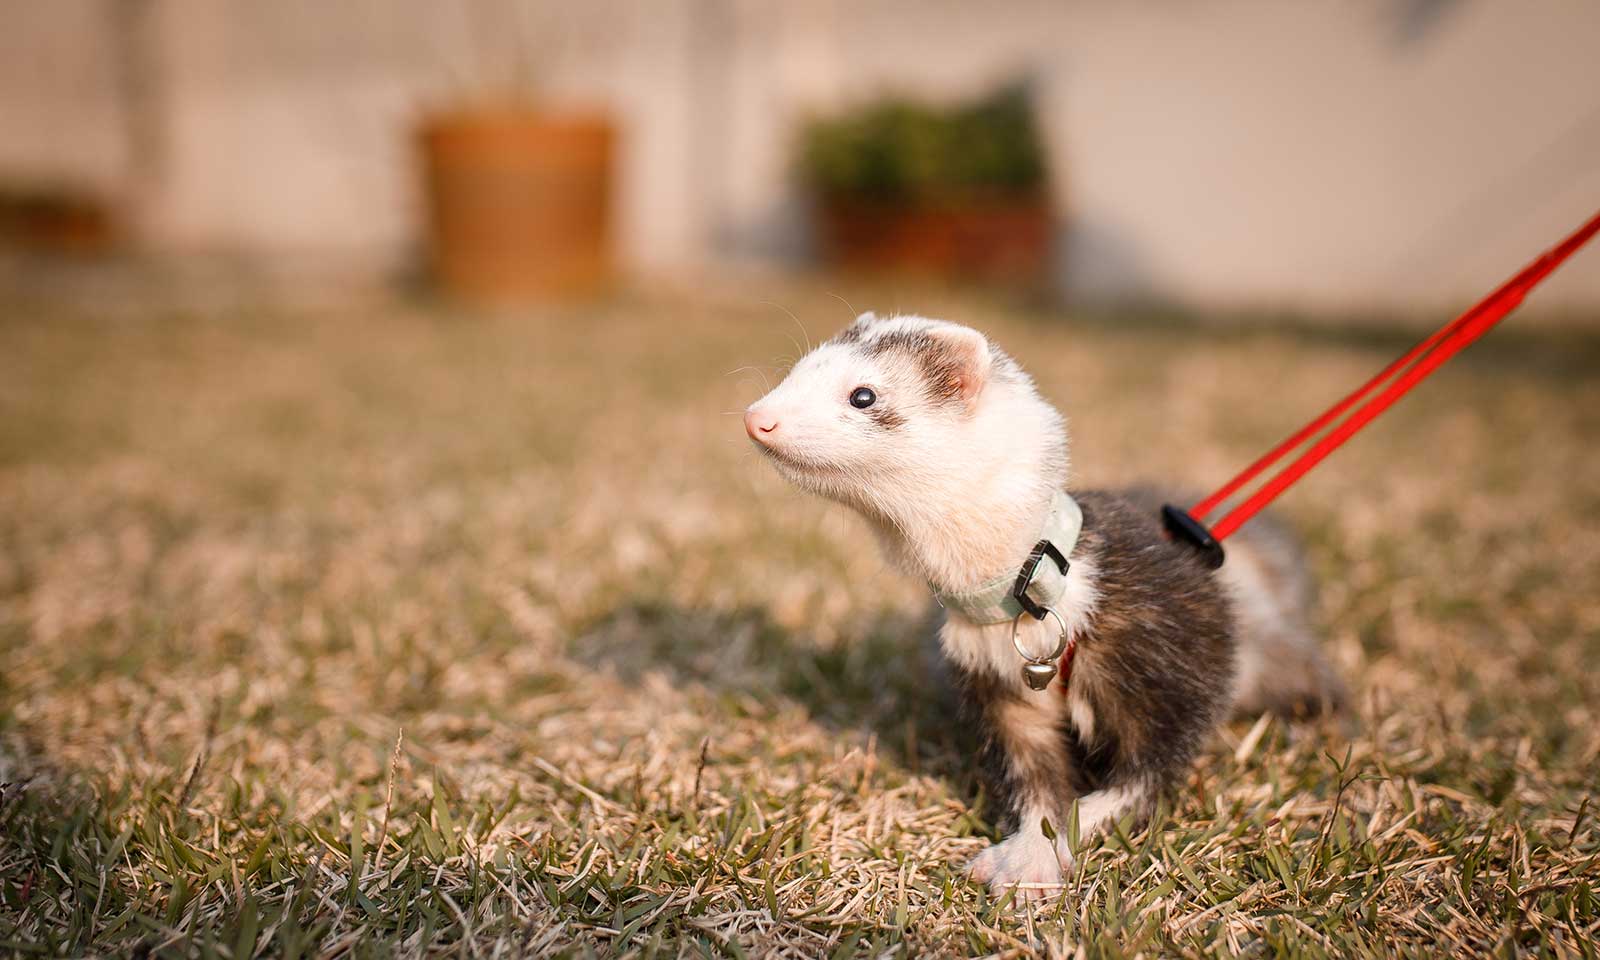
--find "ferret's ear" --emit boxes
[834,311,881,346]
[930,325,992,407]
[844,311,879,336]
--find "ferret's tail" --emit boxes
[1218,513,1347,719]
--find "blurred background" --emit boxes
[4,3,1600,955]
[2,0,1598,312]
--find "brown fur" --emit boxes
[864,330,979,404]
[1117,486,1347,720]
[955,489,1237,836]
[747,312,1345,888]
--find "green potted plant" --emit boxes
[798,83,1054,283]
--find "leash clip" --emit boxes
[1010,539,1069,620]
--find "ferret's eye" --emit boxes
[848,387,877,409]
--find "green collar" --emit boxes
[932,490,1084,625]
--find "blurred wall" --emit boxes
[2,0,1597,311]
[0,0,130,190]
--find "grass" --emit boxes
[1,284,1598,957]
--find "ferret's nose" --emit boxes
[744,407,779,442]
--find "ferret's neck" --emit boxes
[863,395,1068,593]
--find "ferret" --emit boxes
[743,312,1344,897]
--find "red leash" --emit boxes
[1163,209,1600,565]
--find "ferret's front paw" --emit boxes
[967,833,1066,900]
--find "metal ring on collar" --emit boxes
[1011,607,1068,664]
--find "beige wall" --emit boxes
[2,0,1597,311]
[0,0,129,188]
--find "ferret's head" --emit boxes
[744,313,1068,583]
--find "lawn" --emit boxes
[2,286,1598,957]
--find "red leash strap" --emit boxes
[1166,208,1600,560]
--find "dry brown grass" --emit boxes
[1,286,1598,957]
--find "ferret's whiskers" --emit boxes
[761,299,812,355]
[724,365,772,393]
[826,291,858,321]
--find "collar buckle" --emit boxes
[1010,538,1069,620]
[930,490,1082,625]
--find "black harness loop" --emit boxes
[1161,505,1226,570]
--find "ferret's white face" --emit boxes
[744,313,1066,535]
[745,311,1069,589]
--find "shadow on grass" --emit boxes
[570,602,984,791]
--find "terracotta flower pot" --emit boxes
[418,109,615,305]
[815,194,1053,284]
[0,188,118,256]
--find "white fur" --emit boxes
[939,552,1099,690]
[965,784,1146,895]
[1071,784,1144,837]
[747,312,1108,896]
[1218,540,1286,711]
[1067,683,1097,742]
[967,802,1066,898]
[746,313,1068,593]
[749,313,1093,691]
[746,311,1332,901]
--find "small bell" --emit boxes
[1021,660,1058,691]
